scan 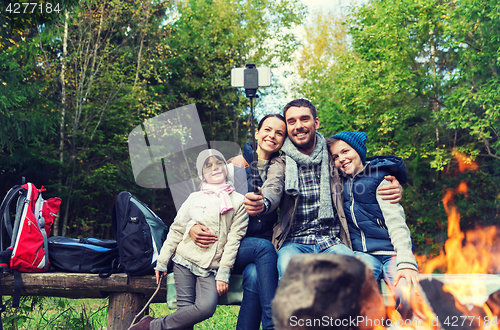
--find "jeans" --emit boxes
[233,237,278,330]
[150,263,218,330]
[354,252,396,283]
[354,252,405,308]
[277,242,355,280]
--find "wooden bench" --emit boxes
[0,271,396,329]
[0,271,166,329]
[0,271,406,329]
[0,271,243,330]
[7,271,496,330]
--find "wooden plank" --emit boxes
[0,271,167,303]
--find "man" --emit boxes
[244,98,402,279]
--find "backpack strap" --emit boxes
[0,266,20,330]
[38,214,49,270]
[0,269,4,330]
[0,269,22,329]
[98,257,123,278]
[0,186,25,249]
[11,187,30,248]
[12,270,21,308]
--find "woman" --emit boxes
[190,114,286,330]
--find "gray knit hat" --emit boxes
[196,149,227,180]
[329,131,368,164]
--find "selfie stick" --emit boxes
[243,65,260,194]
[231,64,271,194]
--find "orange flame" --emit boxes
[391,150,499,330]
[420,150,498,275]
[452,149,479,173]
[385,290,441,330]
[483,304,500,330]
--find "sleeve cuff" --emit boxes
[397,262,418,272]
[155,260,169,272]
[182,220,198,242]
[263,198,270,214]
[215,266,231,284]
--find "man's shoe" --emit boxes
[128,315,155,330]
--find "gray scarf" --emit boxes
[281,132,334,221]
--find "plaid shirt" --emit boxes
[285,163,342,251]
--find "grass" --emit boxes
[0,296,241,330]
[1,296,108,329]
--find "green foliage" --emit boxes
[0,16,58,153]
[0,0,304,237]
[146,0,304,144]
[296,0,500,255]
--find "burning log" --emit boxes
[272,254,387,330]
[486,290,500,318]
[419,278,475,330]
[415,278,500,330]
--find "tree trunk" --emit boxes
[429,29,440,146]
[133,2,150,91]
[55,11,69,236]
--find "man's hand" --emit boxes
[378,175,403,203]
[155,270,167,284]
[216,280,229,296]
[189,224,217,248]
[244,187,265,216]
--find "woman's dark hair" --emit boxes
[257,114,286,131]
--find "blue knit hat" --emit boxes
[329,131,368,164]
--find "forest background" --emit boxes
[0,0,498,258]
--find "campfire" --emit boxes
[384,150,500,330]
[271,150,498,330]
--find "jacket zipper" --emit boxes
[32,245,42,266]
[348,176,367,252]
[12,185,32,257]
[377,218,387,230]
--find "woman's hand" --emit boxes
[216,280,229,296]
[189,224,218,248]
[244,187,265,216]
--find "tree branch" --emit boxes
[482,138,500,160]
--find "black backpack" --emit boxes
[104,192,168,279]
[48,236,119,273]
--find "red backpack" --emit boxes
[0,181,61,319]
[0,182,61,272]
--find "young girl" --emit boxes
[129,149,248,330]
[328,131,419,308]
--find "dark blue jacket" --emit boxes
[242,142,279,241]
[342,156,408,253]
